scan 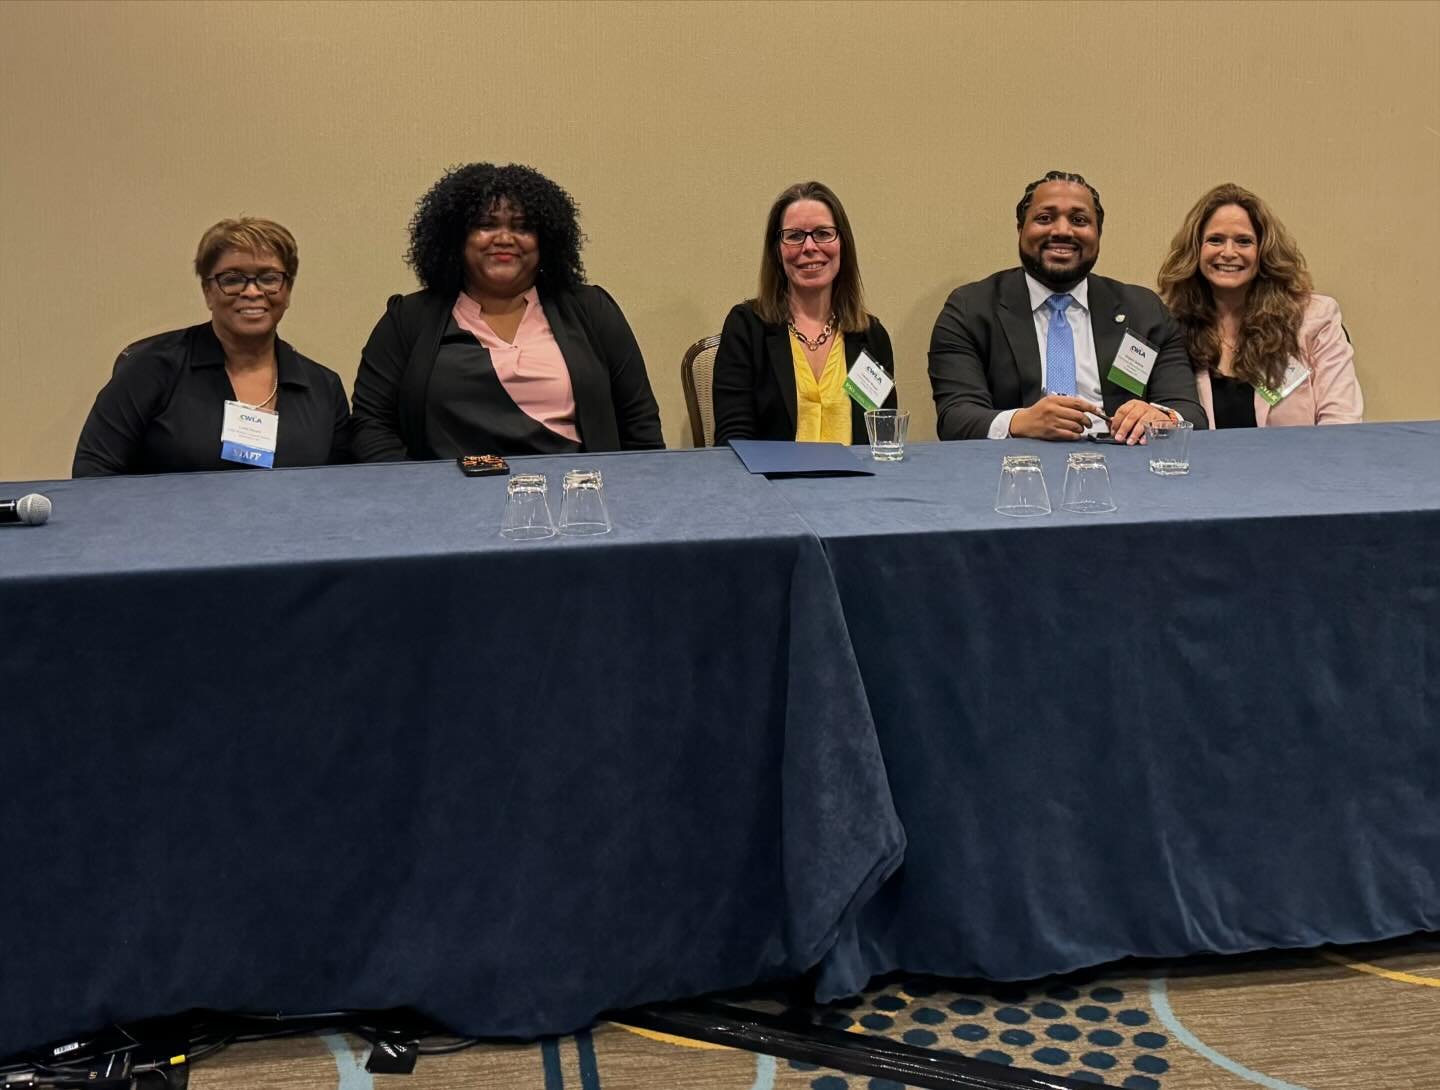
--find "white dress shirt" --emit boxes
[988,274,1105,439]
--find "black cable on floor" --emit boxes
[617,999,1114,1090]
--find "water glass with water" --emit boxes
[1144,420,1194,476]
[863,409,910,462]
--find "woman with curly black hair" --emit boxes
[351,163,663,460]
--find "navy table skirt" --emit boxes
[3,423,1438,1054]
[772,422,1440,996]
[0,449,902,1056]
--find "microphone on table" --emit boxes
[0,493,51,526]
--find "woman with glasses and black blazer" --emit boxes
[713,181,896,446]
[73,217,350,476]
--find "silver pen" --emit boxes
[1041,387,1109,423]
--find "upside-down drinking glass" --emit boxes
[500,473,555,540]
[995,454,1051,517]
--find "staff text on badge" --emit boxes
[220,400,279,469]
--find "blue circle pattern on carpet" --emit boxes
[797,976,1170,1090]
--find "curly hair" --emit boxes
[753,181,869,332]
[406,163,585,297]
[1015,170,1105,230]
[1158,183,1311,391]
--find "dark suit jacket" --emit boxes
[350,284,664,461]
[928,268,1206,440]
[712,302,897,446]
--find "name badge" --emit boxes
[220,401,279,468]
[1106,329,1158,396]
[1255,360,1308,406]
[843,350,895,412]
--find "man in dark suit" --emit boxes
[929,171,1205,442]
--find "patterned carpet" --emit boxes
[180,935,1439,1089]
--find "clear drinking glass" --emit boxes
[499,473,555,540]
[557,469,611,536]
[994,454,1051,517]
[1060,451,1117,513]
[863,409,910,462]
[1145,420,1194,476]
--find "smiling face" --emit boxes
[778,199,842,295]
[462,197,541,300]
[1198,203,1260,299]
[1017,180,1101,291]
[202,248,291,342]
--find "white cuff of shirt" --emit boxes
[989,409,1018,440]
[1149,403,1182,423]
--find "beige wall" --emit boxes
[1,0,1437,481]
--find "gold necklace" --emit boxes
[246,379,278,410]
[232,369,279,410]
[789,314,836,352]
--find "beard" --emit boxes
[1019,245,1097,292]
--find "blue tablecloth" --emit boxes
[768,423,1440,996]
[0,450,903,1056]
[3,423,1437,1053]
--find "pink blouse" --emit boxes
[451,288,579,442]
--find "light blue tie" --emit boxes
[1045,293,1076,397]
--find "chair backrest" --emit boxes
[680,335,722,448]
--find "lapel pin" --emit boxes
[1115,314,1126,323]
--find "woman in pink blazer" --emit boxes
[1158,184,1363,428]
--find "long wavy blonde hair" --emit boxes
[1157,184,1311,390]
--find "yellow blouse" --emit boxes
[790,333,850,444]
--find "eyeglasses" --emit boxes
[777,226,839,247]
[207,271,290,295]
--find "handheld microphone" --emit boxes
[0,493,52,526]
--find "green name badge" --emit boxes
[1255,360,1308,406]
[1106,329,1159,397]
[843,349,894,412]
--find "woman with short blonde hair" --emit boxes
[74,216,349,476]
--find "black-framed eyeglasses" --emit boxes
[207,271,290,295]
[777,226,839,247]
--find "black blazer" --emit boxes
[927,268,1206,440]
[712,302,897,446]
[350,284,664,461]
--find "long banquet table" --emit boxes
[0,451,903,1058]
[2,422,1437,1055]
[779,422,1440,997]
